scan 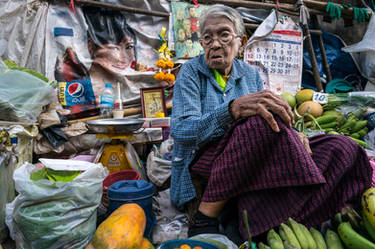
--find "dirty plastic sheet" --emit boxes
[342,13,375,81]
[0,151,17,243]
[152,189,188,243]
[5,162,108,249]
[0,61,55,122]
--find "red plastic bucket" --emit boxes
[103,170,140,192]
[102,170,140,208]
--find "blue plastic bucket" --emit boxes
[107,180,155,239]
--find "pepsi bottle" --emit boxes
[100,83,114,118]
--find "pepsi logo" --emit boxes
[68,82,84,97]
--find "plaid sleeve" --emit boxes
[171,63,233,149]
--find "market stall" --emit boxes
[1,0,375,248]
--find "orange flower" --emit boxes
[156,59,166,68]
[164,73,175,83]
[154,72,165,81]
[166,60,174,69]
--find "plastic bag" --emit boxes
[147,148,172,187]
[5,161,108,249]
[152,189,188,244]
[0,61,55,122]
[0,151,17,243]
[190,234,239,249]
[342,13,375,80]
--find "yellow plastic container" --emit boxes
[99,144,133,173]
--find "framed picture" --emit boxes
[140,87,167,118]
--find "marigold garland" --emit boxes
[154,27,175,84]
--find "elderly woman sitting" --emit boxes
[170,4,372,242]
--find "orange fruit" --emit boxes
[193,247,202,249]
[180,244,192,249]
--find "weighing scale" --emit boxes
[86,118,147,179]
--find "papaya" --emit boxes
[91,203,146,249]
[140,238,155,249]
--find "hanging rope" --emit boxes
[296,0,310,25]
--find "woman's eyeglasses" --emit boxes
[199,32,240,47]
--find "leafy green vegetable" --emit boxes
[30,168,81,182]
[4,59,49,82]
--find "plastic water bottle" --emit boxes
[100,83,114,118]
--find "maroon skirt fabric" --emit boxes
[190,116,372,239]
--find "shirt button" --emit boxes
[192,150,195,154]
[223,93,227,97]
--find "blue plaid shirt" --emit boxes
[170,55,263,209]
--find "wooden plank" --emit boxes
[68,103,173,124]
[77,0,169,17]
[312,14,332,83]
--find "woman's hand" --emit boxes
[296,132,312,155]
[230,90,294,132]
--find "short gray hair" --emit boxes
[199,4,245,36]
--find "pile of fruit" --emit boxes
[254,187,375,249]
[280,89,370,148]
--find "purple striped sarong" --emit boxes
[190,115,372,239]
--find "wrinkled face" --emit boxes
[91,37,135,74]
[200,17,242,75]
[189,7,197,18]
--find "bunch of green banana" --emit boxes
[279,223,301,249]
[337,222,375,249]
[340,206,369,238]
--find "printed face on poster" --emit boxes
[171,2,208,59]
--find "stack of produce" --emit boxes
[280,89,370,148]
[254,187,375,249]
[85,203,154,249]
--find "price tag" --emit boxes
[312,92,328,104]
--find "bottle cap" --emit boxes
[155,113,165,118]
[105,83,112,88]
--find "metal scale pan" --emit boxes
[86,118,145,134]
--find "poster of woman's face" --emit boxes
[171,2,208,58]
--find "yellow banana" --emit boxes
[362,188,375,229]
[280,223,301,249]
[309,227,327,249]
[287,218,309,249]
[363,213,375,242]
[299,223,317,249]
[337,222,375,249]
